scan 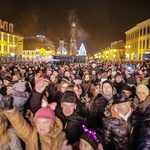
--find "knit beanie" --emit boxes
[4,76,12,82]
[34,107,55,124]
[61,91,78,104]
[102,80,113,89]
[122,85,132,92]
[127,77,136,85]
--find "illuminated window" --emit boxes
[148,27,150,34]
[3,34,7,41]
[143,40,145,49]
[140,29,142,36]
[140,41,142,49]
[9,24,13,33]
[9,35,13,42]
[143,28,146,35]
[147,39,149,49]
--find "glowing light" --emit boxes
[10,52,15,57]
[78,43,87,56]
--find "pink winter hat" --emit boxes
[34,107,55,123]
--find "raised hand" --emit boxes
[35,79,48,93]
[2,95,13,110]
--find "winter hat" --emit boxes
[113,92,130,104]
[122,85,132,92]
[7,81,18,87]
[34,107,55,124]
[115,73,122,79]
[102,80,113,89]
[127,77,136,85]
[61,91,78,104]
[12,80,26,92]
[81,125,100,150]
[33,103,57,123]
[4,76,12,82]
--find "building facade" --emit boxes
[23,35,55,61]
[97,40,125,61]
[0,19,23,56]
[125,19,150,61]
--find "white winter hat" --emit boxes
[13,80,26,92]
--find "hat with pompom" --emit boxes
[34,102,57,124]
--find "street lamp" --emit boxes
[10,52,15,57]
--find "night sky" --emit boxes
[0,0,150,55]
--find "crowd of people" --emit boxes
[0,61,150,150]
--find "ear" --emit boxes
[74,104,77,110]
[49,102,57,111]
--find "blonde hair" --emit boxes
[136,84,149,96]
[0,108,10,148]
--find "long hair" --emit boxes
[0,108,10,148]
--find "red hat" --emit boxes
[34,102,57,124]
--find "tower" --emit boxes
[70,22,77,55]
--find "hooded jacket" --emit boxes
[5,108,66,150]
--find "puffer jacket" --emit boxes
[5,108,66,150]
[102,105,130,150]
[0,128,22,150]
[80,91,115,129]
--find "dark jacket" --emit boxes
[130,96,150,150]
[80,92,114,129]
[56,107,85,145]
[102,105,130,150]
[137,120,150,150]
[113,81,125,93]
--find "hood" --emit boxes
[110,105,122,120]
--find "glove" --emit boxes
[2,95,14,110]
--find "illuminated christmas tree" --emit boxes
[78,43,86,56]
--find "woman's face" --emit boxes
[79,139,94,150]
[61,83,69,93]
[137,90,149,102]
[74,86,82,98]
[102,83,113,98]
[35,118,53,135]
[65,71,70,77]
[50,75,56,83]
[85,75,90,82]
[95,85,100,95]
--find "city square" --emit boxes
[0,1,150,150]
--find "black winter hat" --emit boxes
[102,80,113,89]
[4,76,12,82]
[61,91,78,104]
[113,92,130,104]
[122,85,132,92]
[115,72,122,78]
[126,77,136,85]
[81,125,100,150]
